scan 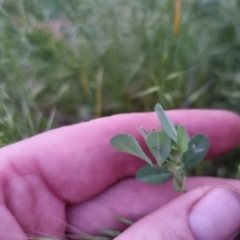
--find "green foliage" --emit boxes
[155,104,177,142]
[173,171,186,192]
[138,125,149,139]
[1,0,240,152]
[111,103,210,191]
[177,126,189,153]
[182,134,210,170]
[146,131,172,165]
[110,134,153,165]
[136,165,172,184]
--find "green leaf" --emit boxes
[138,125,149,139]
[155,103,177,142]
[110,134,153,165]
[177,126,189,153]
[146,131,172,165]
[136,165,172,184]
[182,134,210,170]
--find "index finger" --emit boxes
[0,110,240,204]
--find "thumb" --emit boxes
[115,186,240,240]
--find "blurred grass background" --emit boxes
[0,0,240,178]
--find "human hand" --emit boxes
[0,110,240,240]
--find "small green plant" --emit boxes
[110,103,210,192]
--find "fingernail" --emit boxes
[189,188,240,240]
